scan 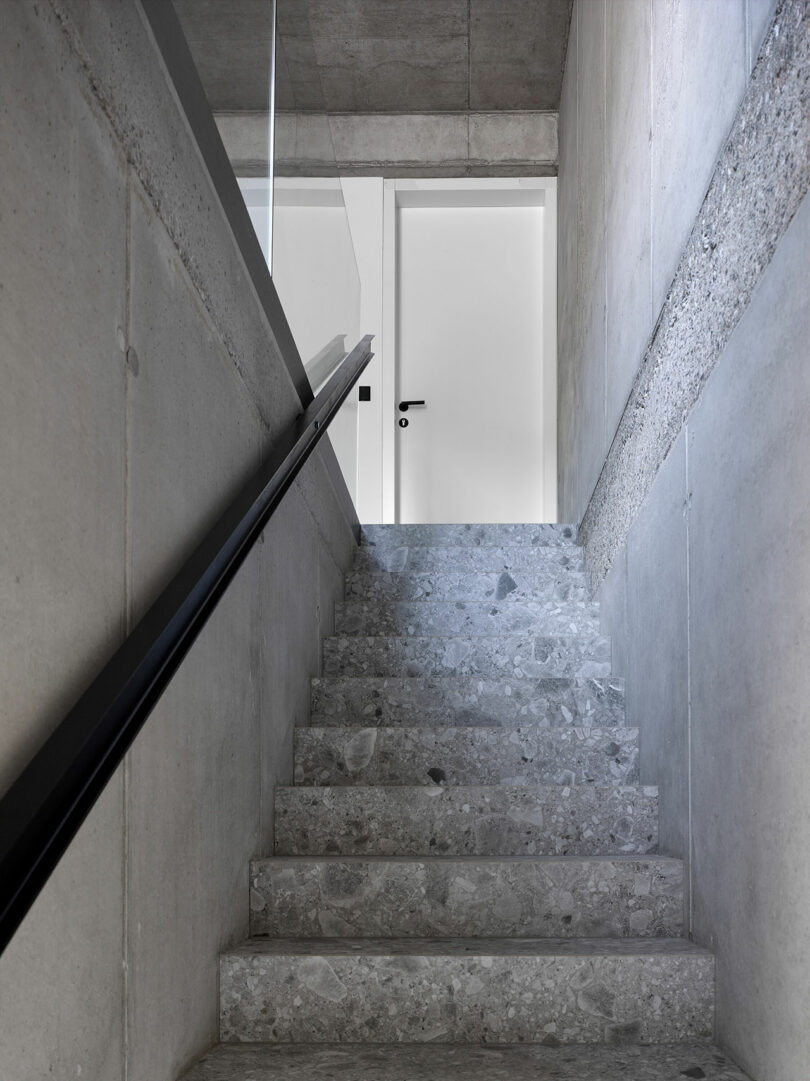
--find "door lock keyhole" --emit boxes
[398,418,409,428]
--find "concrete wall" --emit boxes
[557,0,776,524]
[0,3,355,1080]
[558,2,810,1077]
[600,182,810,1081]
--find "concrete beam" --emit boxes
[216,111,559,178]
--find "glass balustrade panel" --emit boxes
[174,0,362,501]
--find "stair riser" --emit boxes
[345,570,590,604]
[354,546,585,575]
[310,677,626,729]
[293,727,639,787]
[334,601,600,638]
[219,952,713,1045]
[361,524,577,548]
[275,786,659,857]
[322,635,611,680]
[250,858,684,939]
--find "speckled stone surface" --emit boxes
[322,635,612,680]
[274,785,658,856]
[293,726,639,787]
[219,937,712,1044]
[310,676,626,728]
[249,855,683,939]
[581,0,810,582]
[214,520,721,1059]
[362,524,578,549]
[182,1041,752,1081]
[334,600,600,638]
[344,569,590,603]
[353,545,585,575]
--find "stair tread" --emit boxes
[353,546,585,573]
[336,600,598,615]
[340,596,595,603]
[314,674,624,687]
[361,524,579,548]
[182,1042,751,1081]
[298,723,637,734]
[280,782,657,793]
[346,568,589,582]
[252,853,680,865]
[226,936,709,958]
[354,544,579,562]
[344,594,592,611]
[326,633,608,642]
[334,601,600,638]
[323,635,611,681]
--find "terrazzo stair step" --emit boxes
[333,599,601,638]
[293,726,639,787]
[311,676,626,728]
[218,936,713,1045]
[322,634,611,680]
[249,854,683,939]
[274,784,658,857]
[361,523,578,549]
[181,1041,752,1081]
[353,544,585,575]
[344,568,590,604]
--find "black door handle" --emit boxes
[398,400,426,412]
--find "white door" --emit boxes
[396,202,547,523]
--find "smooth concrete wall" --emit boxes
[0,3,355,1080]
[559,1,809,1075]
[598,183,810,1081]
[557,0,777,524]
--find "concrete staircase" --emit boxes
[184,525,751,1080]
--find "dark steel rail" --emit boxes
[0,335,373,956]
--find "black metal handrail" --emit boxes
[0,334,373,956]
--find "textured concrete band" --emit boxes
[580,0,810,583]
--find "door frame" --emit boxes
[381,177,558,523]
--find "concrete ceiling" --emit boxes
[175,0,573,114]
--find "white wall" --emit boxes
[240,178,363,503]
[271,189,361,369]
[341,178,386,523]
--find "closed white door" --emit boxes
[396,203,547,523]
